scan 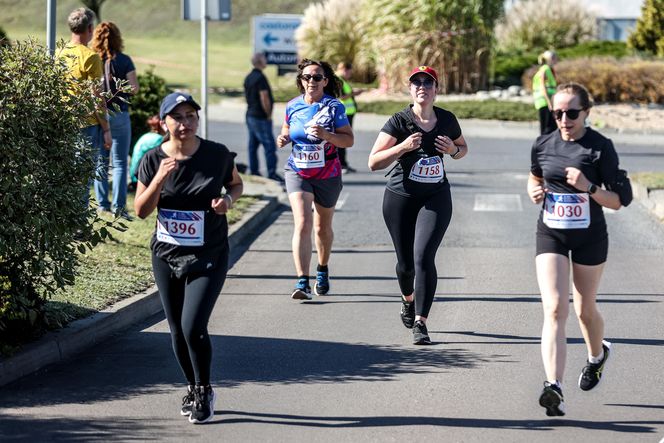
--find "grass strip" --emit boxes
[631,172,664,191]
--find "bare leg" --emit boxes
[536,253,570,382]
[571,262,605,358]
[313,203,335,267]
[288,192,314,277]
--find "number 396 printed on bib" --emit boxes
[157,209,205,246]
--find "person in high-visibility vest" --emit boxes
[336,62,358,173]
[532,50,558,135]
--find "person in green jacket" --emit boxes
[532,50,558,135]
[336,62,359,173]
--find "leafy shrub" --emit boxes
[521,57,664,103]
[496,0,596,52]
[494,42,632,88]
[0,39,117,349]
[627,0,664,56]
[129,68,171,145]
[295,0,375,83]
[359,0,502,93]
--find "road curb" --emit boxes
[0,195,282,387]
[633,181,664,220]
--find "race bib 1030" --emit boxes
[543,192,590,229]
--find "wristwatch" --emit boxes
[587,183,598,195]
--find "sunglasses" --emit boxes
[300,74,325,82]
[553,108,585,120]
[410,78,435,89]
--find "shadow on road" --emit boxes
[432,330,664,347]
[213,410,664,434]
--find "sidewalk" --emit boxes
[0,177,287,388]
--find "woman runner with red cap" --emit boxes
[368,66,468,345]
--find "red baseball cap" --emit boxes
[408,66,438,84]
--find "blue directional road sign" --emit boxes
[253,14,303,66]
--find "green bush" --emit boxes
[129,68,171,146]
[522,57,664,103]
[359,99,536,121]
[0,39,117,349]
[0,26,8,47]
[493,42,633,88]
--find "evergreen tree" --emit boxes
[627,0,664,56]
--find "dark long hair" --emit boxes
[296,58,342,98]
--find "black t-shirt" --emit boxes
[243,68,273,119]
[531,128,621,230]
[137,138,236,259]
[381,105,462,197]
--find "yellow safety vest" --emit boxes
[532,64,556,110]
[339,78,356,116]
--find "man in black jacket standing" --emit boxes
[243,53,281,182]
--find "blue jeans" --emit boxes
[81,124,104,208]
[94,111,131,211]
[246,115,277,177]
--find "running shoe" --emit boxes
[400,298,415,329]
[412,320,431,345]
[539,381,565,416]
[291,278,312,300]
[314,270,330,296]
[189,385,216,424]
[180,385,195,416]
[578,340,611,391]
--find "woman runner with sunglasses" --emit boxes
[527,82,632,416]
[277,59,354,299]
[368,66,468,345]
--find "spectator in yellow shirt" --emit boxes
[58,7,111,207]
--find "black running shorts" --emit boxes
[536,220,608,266]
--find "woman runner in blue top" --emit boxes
[277,59,354,300]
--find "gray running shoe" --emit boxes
[412,320,431,345]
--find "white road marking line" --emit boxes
[473,194,523,211]
[335,192,349,210]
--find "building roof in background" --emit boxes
[504,0,644,19]
[584,0,644,19]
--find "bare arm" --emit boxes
[434,134,468,160]
[211,166,244,214]
[368,131,422,171]
[276,123,291,148]
[134,157,179,219]
[527,172,546,204]
[307,123,354,148]
[564,167,622,210]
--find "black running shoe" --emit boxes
[539,381,565,416]
[579,340,611,391]
[291,278,312,300]
[400,298,415,329]
[180,385,195,416]
[314,270,330,296]
[412,320,431,345]
[189,385,216,424]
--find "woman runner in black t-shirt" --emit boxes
[135,93,243,424]
[368,66,468,345]
[527,82,631,417]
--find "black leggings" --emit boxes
[152,250,228,386]
[382,188,452,318]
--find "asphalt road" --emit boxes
[1,119,663,442]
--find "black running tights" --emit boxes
[382,188,452,318]
[152,251,228,386]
